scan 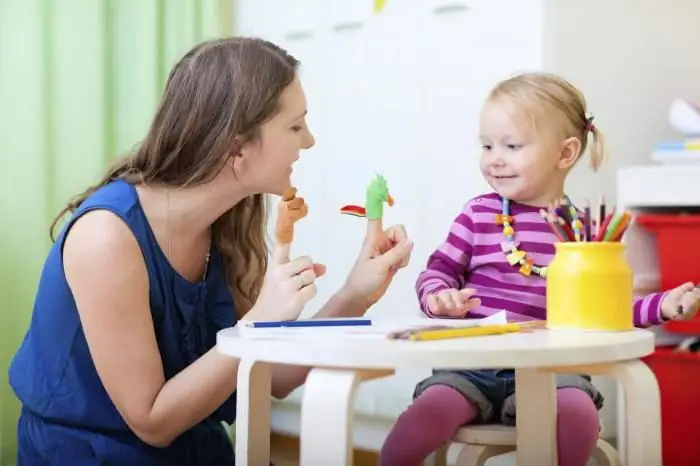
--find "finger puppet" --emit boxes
[276,187,308,244]
[339,174,394,220]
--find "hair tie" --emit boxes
[585,114,596,132]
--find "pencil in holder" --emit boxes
[546,242,634,331]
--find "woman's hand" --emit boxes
[248,241,326,321]
[342,217,414,308]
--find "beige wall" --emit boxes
[545,0,700,206]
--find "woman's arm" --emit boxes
[267,224,414,399]
[267,288,368,398]
[64,210,241,447]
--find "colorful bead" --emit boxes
[495,214,514,225]
[506,249,526,265]
[499,196,570,279]
[519,258,534,276]
[500,240,519,252]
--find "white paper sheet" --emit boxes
[236,311,508,340]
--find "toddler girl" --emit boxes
[379,72,700,466]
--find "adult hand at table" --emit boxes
[248,237,326,322]
[342,216,414,308]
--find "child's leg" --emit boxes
[380,369,506,466]
[556,387,600,466]
[379,385,478,466]
[501,375,603,466]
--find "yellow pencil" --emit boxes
[408,323,523,341]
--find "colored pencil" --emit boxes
[556,217,576,241]
[405,323,523,341]
[541,195,631,243]
[597,194,606,238]
[595,209,617,241]
[607,212,632,242]
[246,319,372,328]
[540,210,568,241]
[583,199,592,241]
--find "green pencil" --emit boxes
[603,214,624,241]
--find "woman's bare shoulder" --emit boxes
[62,208,148,296]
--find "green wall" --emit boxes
[0,0,233,462]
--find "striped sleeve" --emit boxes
[416,202,475,316]
[633,291,668,327]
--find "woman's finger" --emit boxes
[312,263,327,278]
[386,225,410,267]
[366,218,384,242]
[281,255,314,277]
[292,269,317,291]
[374,239,414,270]
[271,242,291,265]
[295,282,318,307]
[386,224,408,244]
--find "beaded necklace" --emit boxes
[498,196,580,278]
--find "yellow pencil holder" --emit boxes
[546,242,633,331]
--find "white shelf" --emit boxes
[617,165,700,208]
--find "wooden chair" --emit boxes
[424,424,621,466]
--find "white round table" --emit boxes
[217,326,661,466]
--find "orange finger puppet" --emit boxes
[275,187,308,244]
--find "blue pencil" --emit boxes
[247,319,372,329]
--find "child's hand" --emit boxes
[661,282,700,321]
[427,288,481,317]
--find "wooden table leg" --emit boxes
[515,368,558,466]
[236,359,271,466]
[300,368,393,466]
[542,360,663,466]
[606,360,662,466]
[616,383,627,464]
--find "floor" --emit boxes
[271,433,380,466]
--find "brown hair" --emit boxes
[487,72,606,172]
[50,37,300,316]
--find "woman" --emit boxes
[8,37,414,465]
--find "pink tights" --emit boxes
[379,385,599,466]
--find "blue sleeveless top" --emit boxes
[9,180,238,465]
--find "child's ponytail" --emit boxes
[586,117,607,172]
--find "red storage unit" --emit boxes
[635,213,700,335]
[636,213,700,465]
[642,347,700,466]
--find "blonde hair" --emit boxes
[487,72,606,172]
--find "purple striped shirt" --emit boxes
[416,192,665,327]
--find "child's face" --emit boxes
[478,99,564,206]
